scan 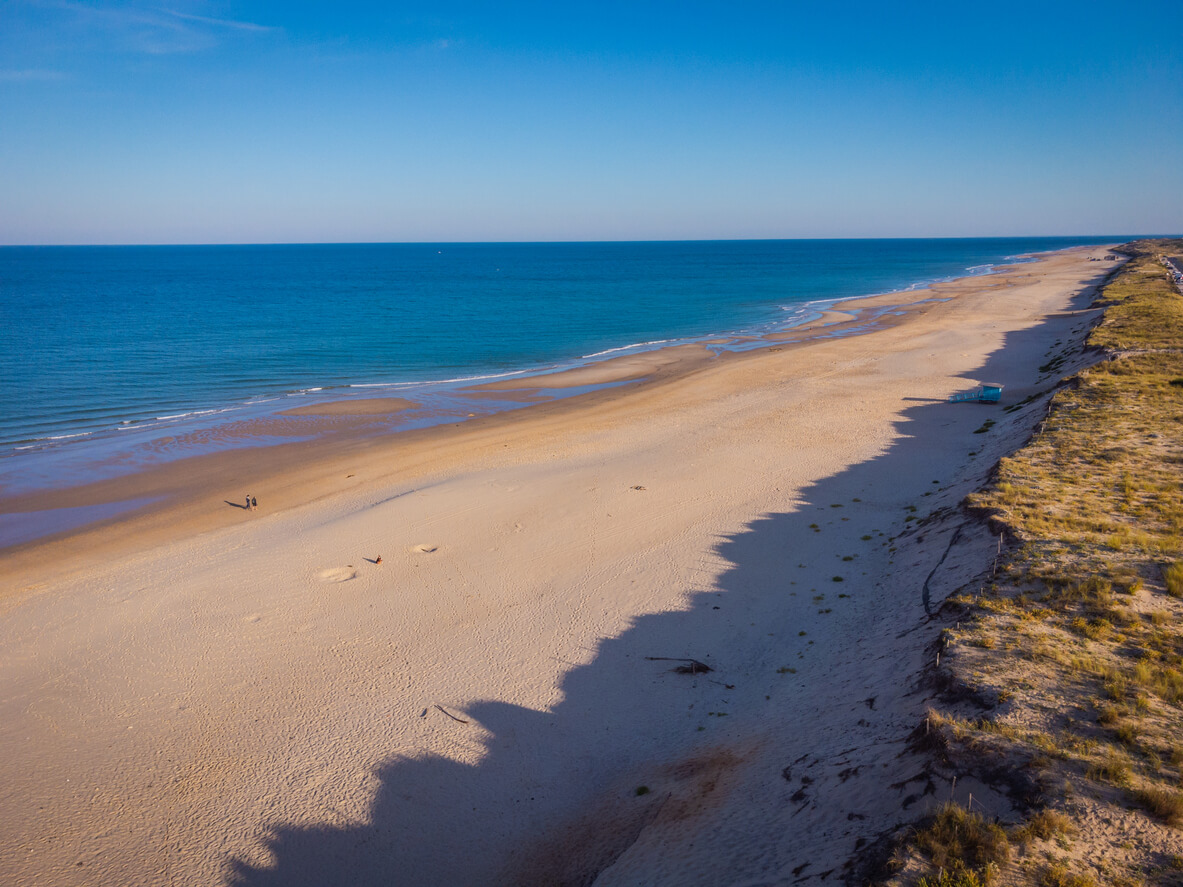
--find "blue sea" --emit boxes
[0,237,1124,499]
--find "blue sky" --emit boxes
[2,1,1181,244]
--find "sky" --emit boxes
[1,1,1181,244]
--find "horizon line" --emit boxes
[0,233,1161,249]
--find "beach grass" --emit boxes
[887,240,1183,885]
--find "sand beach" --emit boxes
[0,246,1123,885]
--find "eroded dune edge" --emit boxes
[869,239,1183,887]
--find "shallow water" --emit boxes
[0,237,1122,494]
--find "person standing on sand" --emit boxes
[246,494,251,510]
[251,496,257,511]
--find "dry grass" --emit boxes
[1136,786,1183,826]
[1012,809,1076,843]
[890,239,1183,885]
[1039,863,1096,887]
[1085,751,1133,786]
[913,802,1010,878]
[918,871,994,887]
[1167,562,1183,598]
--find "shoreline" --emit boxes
[0,246,1111,565]
[0,243,1093,505]
[0,244,1125,885]
[0,282,1001,585]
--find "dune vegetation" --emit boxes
[882,240,1183,886]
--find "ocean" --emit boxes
[0,237,1123,497]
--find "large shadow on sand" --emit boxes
[228,281,1108,886]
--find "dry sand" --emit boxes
[0,247,1121,886]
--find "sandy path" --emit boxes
[0,248,1118,885]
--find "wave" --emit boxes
[581,339,675,359]
[154,408,230,421]
[349,369,532,388]
[10,434,91,450]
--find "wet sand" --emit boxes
[277,397,419,417]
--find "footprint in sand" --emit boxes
[317,567,358,583]
[413,544,438,553]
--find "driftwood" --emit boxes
[645,657,713,674]
[434,704,470,724]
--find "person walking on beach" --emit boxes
[251,496,257,511]
[246,494,252,510]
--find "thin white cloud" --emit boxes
[0,69,67,81]
[21,1,276,55]
[163,9,275,34]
